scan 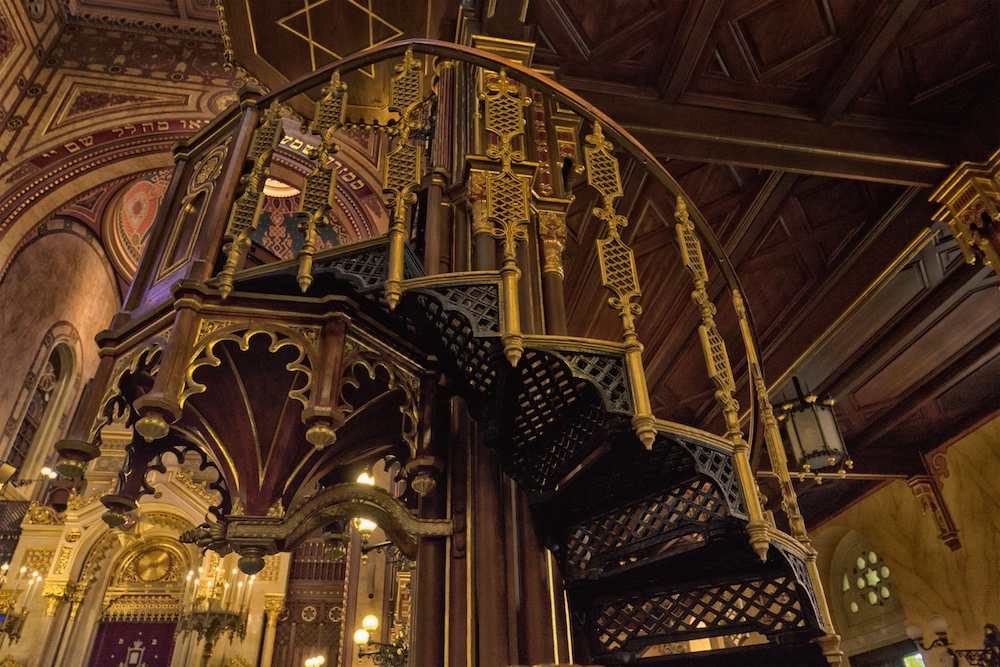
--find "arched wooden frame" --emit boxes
[1,322,84,484]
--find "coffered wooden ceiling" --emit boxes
[109,0,1000,525]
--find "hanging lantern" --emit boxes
[777,377,852,473]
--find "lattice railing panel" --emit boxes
[561,352,632,414]
[510,350,588,449]
[413,293,498,398]
[774,543,821,622]
[592,576,808,653]
[426,284,501,336]
[681,442,747,518]
[564,479,730,572]
[313,247,387,290]
[508,404,611,491]
[552,438,698,520]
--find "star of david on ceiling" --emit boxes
[277,0,404,78]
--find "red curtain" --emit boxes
[87,621,177,667]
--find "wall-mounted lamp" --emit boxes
[354,614,408,667]
[906,614,1000,667]
[7,466,58,488]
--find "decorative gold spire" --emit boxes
[584,121,655,449]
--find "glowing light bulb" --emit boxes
[362,614,379,631]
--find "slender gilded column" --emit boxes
[468,171,495,271]
[536,206,570,335]
[260,593,285,667]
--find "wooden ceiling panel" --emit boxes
[847,0,1000,123]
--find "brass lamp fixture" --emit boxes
[0,564,42,649]
[354,614,408,667]
[176,563,254,667]
[907,614,1000,667]
[776,377,853,481]
[6,466,58,488]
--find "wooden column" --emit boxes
[409,386,448,667]
[535,203,571,336]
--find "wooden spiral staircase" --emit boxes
[54,40,842,666]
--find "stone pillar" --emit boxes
[260,593,285,667]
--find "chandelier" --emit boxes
[175,562,254,667]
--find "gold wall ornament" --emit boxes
[53,547,72,575]
[383,48,425,309]
[930,148,1000,274]
[297,71,348,293]
[175,468,222,504]
[24,501,64,525]
[218,103,285,299]
[583,121,655,448]
[674,197,770,561]
[21,548,55,574]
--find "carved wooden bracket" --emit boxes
[907,474,961,551]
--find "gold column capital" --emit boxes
[42,577,77,617]
[537,209,568,278]
[263,593,286,628]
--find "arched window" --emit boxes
[7,350,62,472]
[1,326,81,488]
[829,531,911,663]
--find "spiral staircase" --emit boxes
[54,40,841,666]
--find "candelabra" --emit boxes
[353,615,408,667]
[175,563,255,667]
[907,614,1000,667]
[0,564,42,649]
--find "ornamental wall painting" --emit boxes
[104,169,173,279]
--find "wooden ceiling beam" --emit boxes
[816,0,928,124]
[658,0,725,103]
[568,88,962,185]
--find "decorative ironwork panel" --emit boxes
[549,436,697,520]
[314,247,387,290]
[509,404,610,490]
[681,442,747,518]
[774,542,821,623]
[226,104,284,238]
[313,71,348,139]
[564,479,730,572]
[565,353,631,414]
[412,293,499,398]
[592,576,809,653]
[425,284,501,336]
